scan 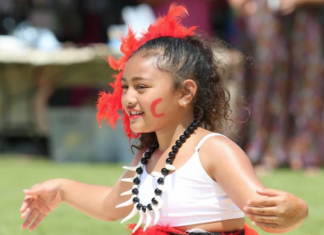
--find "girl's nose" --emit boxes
[122,90,137,108]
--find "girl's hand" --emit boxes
[243,188,308,230]
[20,179,63,231]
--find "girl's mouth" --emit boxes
[130,111,144,119]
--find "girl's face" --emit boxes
[121,53,181,133]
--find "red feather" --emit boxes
[126,223,259,235]
[127,224,187,235]
[96,3,197,140]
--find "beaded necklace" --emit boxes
[116,120,200,233]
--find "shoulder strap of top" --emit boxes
[194,133,227,151]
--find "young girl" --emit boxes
[20,4,308,235]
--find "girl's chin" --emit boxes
[130,125,153,134]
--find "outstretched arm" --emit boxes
[200,136,308,233]
[20,151,144,231]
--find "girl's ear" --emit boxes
[178,79,197,108]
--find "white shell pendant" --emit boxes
[122,163,143,172]
[154,196,164,209]
[152,204,160,225]
[143,209,153,231]
[116,195,136,208]
[151,171,164,178]
[120,185,138,196]
[121,203,139,224]
[121,174,140,183]
[132,210,145,233]
[165,164,176,171]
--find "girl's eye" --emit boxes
[137,85,146,89]
[122,85,128,89]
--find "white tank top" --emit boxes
[137,133,245,227]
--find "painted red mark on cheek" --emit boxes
[150,98,165,118]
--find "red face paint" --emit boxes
[150,98,165,118]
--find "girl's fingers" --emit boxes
[23,186,45,196]
[256,188,284,197]
[28,212,46,231]
[252,221,280,229]
[243,206,276,215]
[21,200,36,219]
[21,208,39,230]
[247,213,281,224]
[247,198,278,207]
[21,207,32,219]
[20,196,33,213]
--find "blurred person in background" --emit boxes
[229,0,324,173]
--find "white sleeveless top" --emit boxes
[137,133,245,227]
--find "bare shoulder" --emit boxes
[200,132,246,158]
[197,130,252,181]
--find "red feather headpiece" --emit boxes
[96,4,197,139]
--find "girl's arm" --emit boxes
[60,150,143,221]
[60,151,144,221]
[199,136,308,233]
[21,151,144,230]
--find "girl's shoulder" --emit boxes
[197,128,246,164]
[194,128,232,147]
[196,129,251,182]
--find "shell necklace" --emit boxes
[116,120,200,233]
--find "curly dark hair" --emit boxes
[130,35,232,151]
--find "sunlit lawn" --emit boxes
[0,156,323,235]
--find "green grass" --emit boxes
[0,156,323,235]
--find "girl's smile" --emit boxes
[127,108,144,119]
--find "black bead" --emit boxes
[175,140,182,147]
[136,203,143,210]
[132,188,139,195]
[155,188,162,196]
[166,158,173,164]
[180,135,187,142]
[142,206,147,213]
[141,158,148,165]
[148,147,155,153]
[133,177,140,185]
[184,130,191,137]
[172,145,178,152]
[133,197,140,203]
[188,126,195,133]
[136,167,143,174]
[194,119,200,125]
[147,204,153,210]
[192,122,198,128]
[157,177,164,185]
[161,168,169,175]
[168,151,176,158]
[144,152,151,158]
[151,198,158,205]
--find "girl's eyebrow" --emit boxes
[121,77,153,82]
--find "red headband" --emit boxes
[96,4,197,140]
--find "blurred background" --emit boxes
[0,0,323,234]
